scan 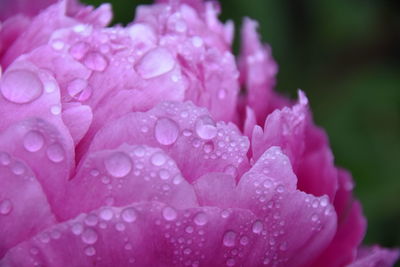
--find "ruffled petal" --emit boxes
[87,101,249,183]
[348,246,399,267]
[58,144,198,220]
[0,152,56,257]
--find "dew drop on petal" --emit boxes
[193,212,208,226]
[115,223,126,232]
[81,228,98,244]
[121,208,138,223]
[69,42,89,60]
[162,206,177,221]
[104,152,132,178]
[0,70,43,104]
[154,118,179,145]
[99,208,114,221]
[0,152,11,166]
[151,152,166,166]
[84,246,96,256]
[83,52,108,72]
[23,131,44,152]
[223,231,237,247]
[135,48,175,79]
[252,220,263,234]
[195,115,217,140]
[46,143,65,163]
[67,78,88,98]
[0,199,13,215]
[71,223,84,235]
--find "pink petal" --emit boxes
[0,0,56,20]
[58,144,198,220]
[0,118,73,211]
[238,18,278,125]
[0,152,56,258]
[312,169,367,266]
[62,103,93,145]
[1,202,275,266]
[193,173,237,208]
[237,147,337,266]
[87,101,249,183]
[348,246,399,267]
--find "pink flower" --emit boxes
[0,0,398,266]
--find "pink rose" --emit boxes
[0,0,398,266]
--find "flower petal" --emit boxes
[0,152,56,258]
[58,144,198,220]
[87,101,249,183]
[348,246,399,267]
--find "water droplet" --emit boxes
[221,210,230,218]
[124,243,133,250]
[46,143,65,163]
[50,105,61,115]
[84,246,96,256]
[172,174,184,185]
[195,115,217,140]
[81,228,98,244]
[1,70,43,104]
[223,231,237,247]
[311,214,319,222]
[224,165,237,177]
[252,220,263,234]
[193,212,207,226]
[151,152,166,166]
[99,208,114,221]
[51,40,64,50]
[12,161,25,175]
[71,223,84,235]
[320,196,329,207]
[85,214,98,226]
[135,48,175,79]
[104,152,132,178]
[240,236,249,246]
[276,185,285,193]
[191,36,203,47]
[133,146,145,157]
[154,118,179,145]
[185,226,194,233]
[226,259,235,267]
[121,208,138,223]
[203,142,214,153]
[263,179,272,189]
[159,169,170,180]
[0,199,13,215]
[67,78,88,98]
[162,206,177,221]
[83,52,108,72]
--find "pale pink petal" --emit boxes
[193,173,236,208]
[243,106,257,140]
[1,202,276,266]
[312,169,367,266]
[237,147,337,266]
[58,144,198,220]
[0,152,56,257]
[348,246,399,267]
[87,101,249,183]
[62,103,93,145]
[0,0,55,20]
[238,18,278,125]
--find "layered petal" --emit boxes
[348,246,399,267]
[0,152,56,257]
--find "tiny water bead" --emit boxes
[193,213,208,226]
[135,48,175,79]
[223,231,237,247]
[155,118,179,145]
[104,152,132,178]
[151,152,167,166]
[81,228,98,245]
[0,199,13,215]
[23,131,45,152]
[99,208,114,221]
[195,115,217,140]
[83,52,108,72]
[0,70,43,104]
[121,208,138,223]
[84,246,96,257]
[252,220,263,234]
[46,143,65,163]
[162,206,177,221]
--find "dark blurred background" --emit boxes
[83,0,400,252]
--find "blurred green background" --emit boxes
[83,0,400,252]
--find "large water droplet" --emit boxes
[46,143,65,163]
[24,131,44,152]
[69,42,89,60]
[81,228,98,244]
[135,48,175,79]
[193,212,208,226]
[0,199,13,215]
[99,208,114,221]
[121,207,138,223]
[223,231,237,247]
[0,70,43,104]
[104,152,132,178]
[84,246,96,256]
[83,52,108,72]
[154,118,179,145]
[71,222,84,235]
[162,206,177,221]
[252,220,263,234]
[195,115,217,140]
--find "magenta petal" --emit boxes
[237,147,337,266]
[348,246,399,267]
[193,173,236,207]
[62,103,93,145]
[87,101,249,183]
[58,144,198,220]
[1,202,274,266]
[0,152,56,258]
